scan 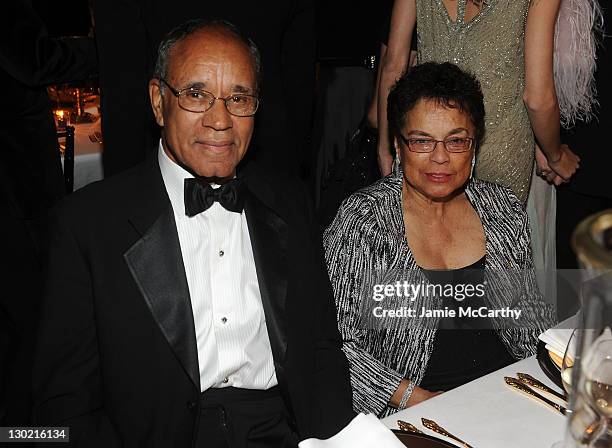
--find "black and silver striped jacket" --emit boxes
[323,174,556,417]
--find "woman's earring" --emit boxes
[393,145,402,175]
[470,153,476,179]
[392,156,401,175]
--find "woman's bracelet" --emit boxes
[398,380,416,409]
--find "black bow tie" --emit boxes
[184,177,245,216]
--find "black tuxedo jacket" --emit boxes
[92,0,315,176]
[33,152,354,446]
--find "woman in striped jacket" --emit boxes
[324,62,556,417]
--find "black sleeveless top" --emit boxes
[419,255,515,391]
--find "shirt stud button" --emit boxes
[219,250,224,257]
[221,317,227,324]
[223,377,229,384]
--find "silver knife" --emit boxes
[517,372,567,402]
[504,377,567,415]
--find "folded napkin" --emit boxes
[299,413,405,448]
[538,313,579,360]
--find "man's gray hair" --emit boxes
[153,18,262,94]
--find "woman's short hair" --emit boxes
[387,62,486,149]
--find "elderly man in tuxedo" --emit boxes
[33,20,353,447]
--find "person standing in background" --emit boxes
[92,0,315,178]
[556,5,611,267]
[366,11,417,170]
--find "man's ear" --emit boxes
[149,79,164,127]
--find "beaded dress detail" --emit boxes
[416,0,533,202]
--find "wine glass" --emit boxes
[551,329,577,448]
[561,329,577,395]
[564,271,612,448]
[560,327,607,448]
[581,328,612,446]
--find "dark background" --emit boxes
[31,0,392,56]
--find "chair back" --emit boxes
[57,125,75,193]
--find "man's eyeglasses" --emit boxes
[159,78,259,117]
[399,134,474,153]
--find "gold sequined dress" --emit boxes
[417,0,533,202]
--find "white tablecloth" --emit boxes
[60,119,103,191]
[382,356,567,447]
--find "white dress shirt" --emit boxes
[158,142,277,391]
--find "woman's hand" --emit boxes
[390,379,443,409]
[535,144,564,185]
[548,144,580,181]
[407,386,443,407]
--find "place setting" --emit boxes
[394,418,474,448]
[498,318,578,419]
[387,314,609,448]
[500,301,609,447]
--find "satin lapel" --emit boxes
[244,187,289,365]
[123,157,200,391]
